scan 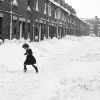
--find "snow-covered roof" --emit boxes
[76,17,88,24]
[60,4,70,14]
[80,18,87,23]
[70,13,76,17]
[49,0,70,14]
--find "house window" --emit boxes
[36,0,39,11]
[56,8,61,19]
[48,3,51,16]
[70,18,72,23]
[62,13,64,21]
[68,18,70,23]
[44,3,47,14]
[64,15,66,22]
[55,9,57,18]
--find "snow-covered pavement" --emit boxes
[0,36,100,100]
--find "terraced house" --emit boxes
[0,0,89,41]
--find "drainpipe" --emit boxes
[10,0,13,40]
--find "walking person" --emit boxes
[22,43,39,73]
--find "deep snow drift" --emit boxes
[0,36,100,100]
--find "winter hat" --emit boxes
[22,43,29,48]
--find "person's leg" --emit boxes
[32,64,38,73]
[24,64,27,72]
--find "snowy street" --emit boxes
[0,36,100,100]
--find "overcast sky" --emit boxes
[65,0,100,18]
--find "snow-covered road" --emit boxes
[0,36,100,100]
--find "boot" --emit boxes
[32,65,39,73]
[24,65,27,72]
[35,67,38,73]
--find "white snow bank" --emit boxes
[0,36,100,100]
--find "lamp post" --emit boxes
[10,0,13,40]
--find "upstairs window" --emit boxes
[58,10,61,19]
[55,9,57,19]
[64,15,66,22]
[62,13,64,21]
[48,3,51,16]
[44,3,47,14]
[68,18,70,23]
[36,0,39,11]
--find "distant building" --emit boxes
[83,16,100,36]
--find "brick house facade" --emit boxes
[0,0,89,41]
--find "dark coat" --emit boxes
[24,49,36,65]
